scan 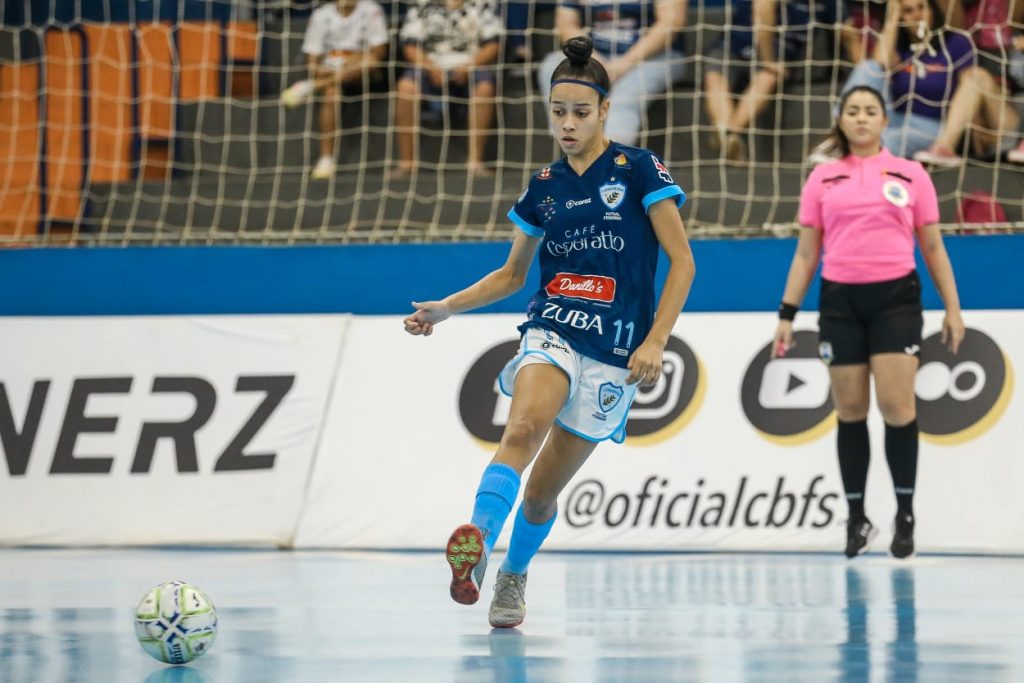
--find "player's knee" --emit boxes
[501,416,546,453]
[520,488,556,523]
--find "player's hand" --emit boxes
[403,300,451,336]
[626,340,664,386]
[772,320,794,358]
[941,311,965,354]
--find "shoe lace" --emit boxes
[494,573,525,606]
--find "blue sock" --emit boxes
[470,463,521,556]
[500,504,556,575]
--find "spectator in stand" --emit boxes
[281,0,390,180]
[842,0,888,64]
[536,0,688,147]
[914,0,1024,166]
[703,0,846,161]
[809,0,975,163]
[394,0,502,176]
[1010,32,1024,163]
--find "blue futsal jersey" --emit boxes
[507,142,686,368]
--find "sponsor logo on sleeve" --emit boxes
[651,155,674,184]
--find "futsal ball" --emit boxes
[134,580,218,665]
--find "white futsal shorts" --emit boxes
[497,327,638,443]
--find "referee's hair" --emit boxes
[551,36,610,102]
[825,85,887,158]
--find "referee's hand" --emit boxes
[772,321,794,358]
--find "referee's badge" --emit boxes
[882,180,910,208]
[600,182,626,209]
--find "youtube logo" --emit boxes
[742,330,836,443]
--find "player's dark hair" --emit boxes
[823,86,887,157]
[550,36,610,102]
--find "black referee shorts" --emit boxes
[817,271,923,366]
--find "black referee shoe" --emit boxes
[845,516,877,558]
[890,513,916,559]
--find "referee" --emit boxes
[774,85,965,559]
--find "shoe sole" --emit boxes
[446,523,484,605]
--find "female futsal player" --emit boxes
[773,85,965,559]
[404,36,695,628]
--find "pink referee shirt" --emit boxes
[799,148,940,284]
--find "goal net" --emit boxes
[0,0,1021,245]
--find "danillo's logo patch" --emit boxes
[545,273,616,303]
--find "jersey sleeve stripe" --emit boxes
[642,186,686,213]
[506,208,544,238]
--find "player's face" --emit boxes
[549,83,608,156]
[838,91,887,150]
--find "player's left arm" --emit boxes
[625,199,695,385]
[916,223,965,354]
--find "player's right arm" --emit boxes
[403,232,541,336]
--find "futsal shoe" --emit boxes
[310,156,336,180]
[845,516,878,558]
[446,523,488,605]
[890,513,915,559]
[489,570,527,628]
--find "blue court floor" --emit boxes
[1,549,1022,682]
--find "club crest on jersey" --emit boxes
[538,167,552,180]
[882,180,909,208]
[650,155,673,183]
[597,382,624,413]
[599,182,626,209]
[614,153,630,168]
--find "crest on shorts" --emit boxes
[882,180,909,208]
[599,182,626,209]
[597,382,624,413]
[818,341,834,365]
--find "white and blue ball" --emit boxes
[134,580,218,665]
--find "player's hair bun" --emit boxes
[562,36,594,66]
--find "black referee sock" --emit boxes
[837,419,870,520]
[885,419,919,518]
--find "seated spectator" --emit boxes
[914,0,1024,166]
[537,0,687,147]
[811,0,974,162]
[394,0,502,176]
[1009,33,1024,163]
[703,0,845,161]
[841,0,888,64]
[281,0,389,180]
